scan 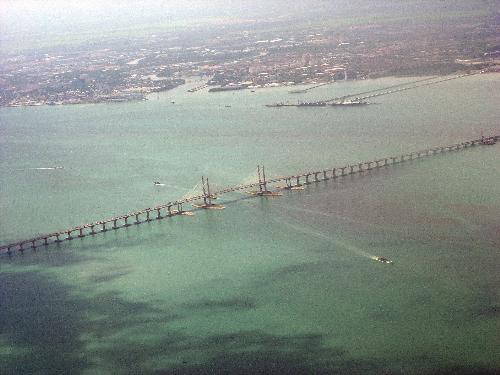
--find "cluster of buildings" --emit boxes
[0,16,498,107]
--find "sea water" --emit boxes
[0,74,499,374]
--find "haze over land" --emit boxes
[0,1,499,106]
[1,0,498,53]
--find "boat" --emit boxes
[153,181,164,186]
[375,256,393,264]
[481,136,496,145]
[297,101,326,107]
[330,99,368,106]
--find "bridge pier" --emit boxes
[2,134,498,256]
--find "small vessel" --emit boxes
[297,101,326,107]
[153,181,164,186]
[481,136,496,145]
[375,256,393,264]
[330,99,368,106]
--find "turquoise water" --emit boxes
[1,74,499,374]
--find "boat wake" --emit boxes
[276,219,378,261]
[29,166,64,170]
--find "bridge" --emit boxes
[0,135,498,256]
[267,72,483,107]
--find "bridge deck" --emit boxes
[1,135,498,254]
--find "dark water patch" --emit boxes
[0,271,90,375]
[151,331,380,375]
[473,305,500,318]
[0,270,183,375]
[270,262,328,279]
[0,243,99,266]
[89,267,132,283]
[369,304,400,322]
[424,366,500,375]
[182,297,256,312]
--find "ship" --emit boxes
[375,256,393,264]
[265,103,287,108]
[297,101,327,107]
[481,136,497,145]
[330,99,368,106]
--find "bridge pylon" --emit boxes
[255,165,282,197]
[195,176,225,210]
[258,165,268,193]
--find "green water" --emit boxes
[1,74,499,374]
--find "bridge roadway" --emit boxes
[324,75,440,103]
[268,72,482,107]
[1,136,498,255]
[350,73,480,102]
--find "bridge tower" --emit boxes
[202,176,212,206]
[255,165,281,196]
[197,176,224,209]
[258,165,268,193]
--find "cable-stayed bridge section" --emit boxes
[0,135,498,256]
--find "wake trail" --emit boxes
[273,215,377,260]
[22,166,64,170]
[276,202,410,237]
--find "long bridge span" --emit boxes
[1,135,498,256]
[267,72,484,107]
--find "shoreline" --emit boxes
[2,68,494,109]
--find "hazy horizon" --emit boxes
[1,0,497,54]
